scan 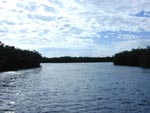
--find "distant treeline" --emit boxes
[113,47,150,68]
[0,42,42,72]
[1,41,150,72]
[42,56,113,63]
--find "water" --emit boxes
[0,63,150,113]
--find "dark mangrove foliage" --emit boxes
[114,47,150,68]
[42,56,112,63]
[0,42,42,72]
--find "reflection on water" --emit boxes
[0,63,150,113]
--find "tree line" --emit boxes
[0,41,149,72]
[42,56,113,63]
[113,47,150,68]
[0,42,42,72]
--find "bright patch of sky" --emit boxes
[0,0,150,57]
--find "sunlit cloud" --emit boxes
[0,0,150,57]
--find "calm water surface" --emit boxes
[0,63,150,113]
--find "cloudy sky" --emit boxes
[0,0,150,57]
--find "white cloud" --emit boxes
[117,34,140,40]
[0,0,150,57]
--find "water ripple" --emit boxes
[0,63,150,113]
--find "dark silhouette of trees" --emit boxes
[113,47,150,68]
[42,56,112,63]
[0,42,42,72]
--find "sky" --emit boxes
[0,0,150,57]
